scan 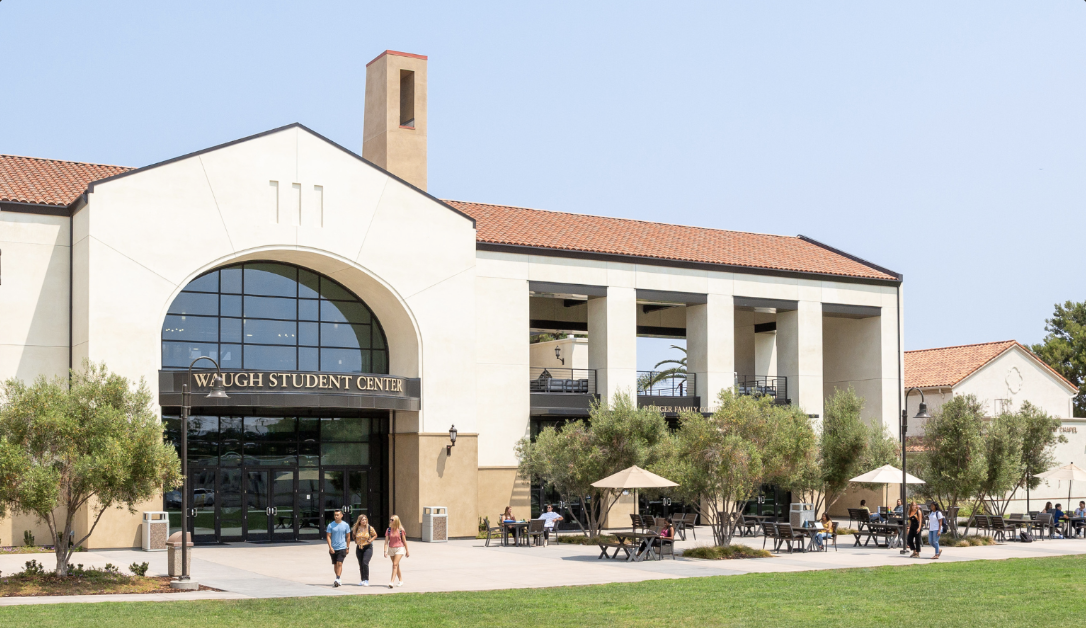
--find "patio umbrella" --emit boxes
[1036,463,1086,505]
[592,465,678,489]
[850,464,925,514]
[849,464,925,485]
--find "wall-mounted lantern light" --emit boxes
[447,424,458,455]
[555,346,564,365]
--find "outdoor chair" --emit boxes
[484,517,504,547]
[735,515,761,538]
[820,521,838,552]
[990,516,1013,543]
[673,513,696,540]
[630,513,644,532]
[1030,513,1053,540]
[973,514,991,536]
[527,518,546,547]
[847,508,871,532]
[762,522,780,551]
[775,523,805,553]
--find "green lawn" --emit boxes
[3,554,1085,627]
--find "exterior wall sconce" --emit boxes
[447,424,457,455]
[555,346,564,365]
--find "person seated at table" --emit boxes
[537,504,563,546]
[635,518,675,559]
[1042,502,1053,515]
[814,512,834,550]
[501,506,515,522]
[860,500,882,523]
[1052,503,1067,538]
[893,499,904,516]
[1074,502,1086,536]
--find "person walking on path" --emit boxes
[352,514,377,586]
[384,514,410,589]
[326,509,351,587]
[907,502,923,558]
[927,502,945,559]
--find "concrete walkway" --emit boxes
[3,528,1086,606]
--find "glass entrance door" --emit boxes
[245,470,271,541]
[220,468,244,541]
[243,469,298,542]
[298,468,322,540]
[271,470,296,541]
[322,469,370,531]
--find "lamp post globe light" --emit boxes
[170,356,227,590]
[447,424,457,455]
[900,387,930,554]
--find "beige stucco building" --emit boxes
[905,340,1082,510]
[0,50,906,547]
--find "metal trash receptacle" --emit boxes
[790,503,815,528]
[142,511,169,551]
[422,506,448,542]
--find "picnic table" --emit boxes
[502,521,529,547]
[852,523,900,548]
[605,531,662,562]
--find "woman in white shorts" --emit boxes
[384,514,410,588]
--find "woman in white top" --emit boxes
[927,502,945,559]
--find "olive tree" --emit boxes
[0,362,181,575]
[660,390,815,546]
[516,392,669,536]
[914,394,987,514]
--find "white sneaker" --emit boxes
[395,580,403,587]
[333,580,341,588]
[359,581,366,586]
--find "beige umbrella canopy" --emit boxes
[849,464,925,485]
[592,465,678,489]
[1036,463,1086,504]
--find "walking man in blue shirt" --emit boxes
[326,509,352,587]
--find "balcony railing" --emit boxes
[735,375,788,404]
[530,367,597,395]
[637,371,695,397]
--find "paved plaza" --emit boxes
[4,528,1086,606]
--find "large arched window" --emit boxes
[162,262,388,373]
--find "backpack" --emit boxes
[1019,530,1033,543]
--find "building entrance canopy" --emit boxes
[159,370,420,411]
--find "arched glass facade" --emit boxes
[162,261,388,373]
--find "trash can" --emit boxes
[166,531,193,576]
[142,511,169,551]
[790,503,815,528]
[422,506,448,542]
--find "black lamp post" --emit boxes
[555,346,564,365]
[175,356,227,587]
[900,387,930,553]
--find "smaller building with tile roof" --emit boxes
[905,340,1077,428]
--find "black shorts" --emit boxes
[330,548,347,564]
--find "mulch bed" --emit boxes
[0,575,219,597]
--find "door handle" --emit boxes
[272,507,278,515]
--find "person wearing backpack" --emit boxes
[927,502,945,559]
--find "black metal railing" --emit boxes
[529,367,597,395]
[735,375,788,404]
[637,371,695,397]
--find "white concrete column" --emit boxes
[686,294,735,408]
[881,286,904,431]
[776,301,824,418]
[588,287,637,403]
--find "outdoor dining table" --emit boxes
[501,521,530,547]
[610,531,661,562]
[1060,517,1085,538]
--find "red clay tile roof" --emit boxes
[0,155,131,207]
[905,340,1076,390]
[445,200,897,281]
[0,154,898,282]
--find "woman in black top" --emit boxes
[907,502,923,558]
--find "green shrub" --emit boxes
[22,530,35,547]
[836,527,858,535]
[938,533,995,547]
[23,559,45,576]
[129,562,149,577]
[683,544,772,560]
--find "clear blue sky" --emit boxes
[3,2,1084,370]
